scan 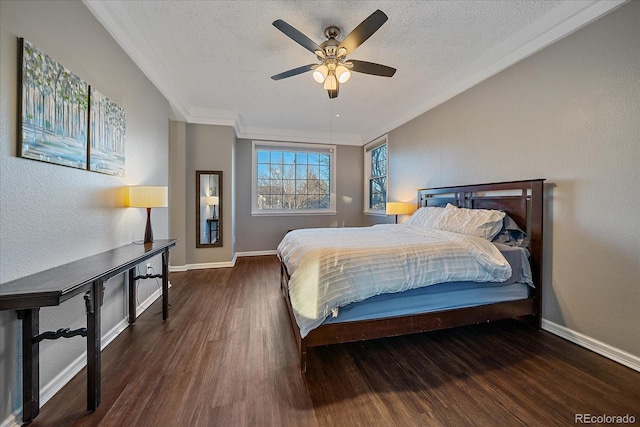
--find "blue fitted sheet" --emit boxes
[323,280,530,325]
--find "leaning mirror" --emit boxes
[196,171,222,248]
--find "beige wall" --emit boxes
[170,123,236,266]
[169,121,188,267]
[0,0,172,421]
[374,2,639,357]
[1,2,637,423]
[234,139,365,252]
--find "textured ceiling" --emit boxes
[84,0,623,145]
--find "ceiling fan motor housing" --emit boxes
[324,25,340,40]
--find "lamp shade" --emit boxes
[336,64,351,83]
[204,196,219,206]
[323,72,337,90]
[313,64,328,83]
[386,202,411,216]
[125,186,168,208]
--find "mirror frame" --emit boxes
[196,170,223,248]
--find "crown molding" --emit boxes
[235,125,361,145]
[361,0,627,143]
[83,0,191,121]
[85,0,626,147]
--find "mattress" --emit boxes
[323,280,530,325]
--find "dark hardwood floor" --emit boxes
[32,256,639,426]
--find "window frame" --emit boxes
[251,140,337,216]
[363,135,388,216]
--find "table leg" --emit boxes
[86,279,103,411]
[128,268,136,324]
[19,308,40,423]
[162,249,170,321]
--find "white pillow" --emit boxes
[434,203,505,240]
[404,206,445,228]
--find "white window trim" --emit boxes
[251,140,337,216]
[363,135,388,216]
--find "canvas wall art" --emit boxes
[18,38,89,169]
[89,88,126,176]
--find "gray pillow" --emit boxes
[492,215,529,247]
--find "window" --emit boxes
[364,135,388,214]
[252,141,336,216]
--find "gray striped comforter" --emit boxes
[277,224,513,338]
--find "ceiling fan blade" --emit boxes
[273,19,322,54]
[348,60,396,77]
[271,64,315,80]
[337,10,388,55]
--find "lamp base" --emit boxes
[144,207,154,244]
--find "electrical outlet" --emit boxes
[146,263,152,275]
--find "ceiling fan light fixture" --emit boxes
[272,10,395,99]
[336,64,351,83]
[323,72,337,90]
[313,64,328,83]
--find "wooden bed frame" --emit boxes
[280,179,545,372]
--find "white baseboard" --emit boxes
[542,319,640,372]
[170,262,232,272]
[171,251,280,272]
[169,253,237,272]
[236,250,277,257]
[0,410,20,427]
[183,253,238,271]
[0,287,164,427]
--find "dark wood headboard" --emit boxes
[417,179,545,321]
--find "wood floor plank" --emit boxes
[30,255,639,426]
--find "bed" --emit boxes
[278,179,545,372]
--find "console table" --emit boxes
[206,218,219,243]
[0,239,177,424]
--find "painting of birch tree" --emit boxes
[19,39,88,169]
[89,88,126,176]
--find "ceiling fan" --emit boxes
[271,9,396,99]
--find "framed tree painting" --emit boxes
[18,38,89,169]
[89,88,126,176]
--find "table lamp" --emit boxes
[386,202,412,224]
[126,186,168,244]
[204,196,219,219]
